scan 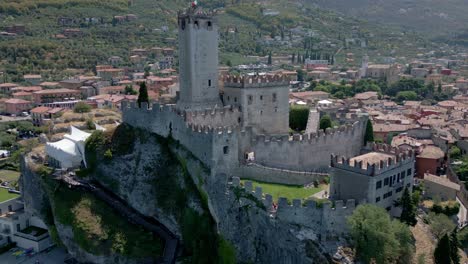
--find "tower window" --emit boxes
[234,97,237,103]
[248,95,253,105]
[223,146,229,154]
[194,20,199,28]
[260,95,263,100]
[272,93,277,102]
[208,79,211,87]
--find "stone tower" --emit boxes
[360,54,369,78]
[177,5,221,109]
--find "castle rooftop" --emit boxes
[349,152,395,169]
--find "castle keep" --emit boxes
[122,6,369,178]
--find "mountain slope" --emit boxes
[0,0,435,82]
[308,0,468,36]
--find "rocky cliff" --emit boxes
[21,124,330,263]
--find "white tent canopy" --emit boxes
[46,126,91,169]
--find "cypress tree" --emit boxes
[319,115,332,131]
[450,228,460,264]
[364,121,374,143]
[292,53,295,64]
[400,188,417,226]
[137,82,149,108]
[434,234,452,264]
[267,51,272,65]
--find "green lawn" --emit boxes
[0,170,20,182]
[241,180,325,202]
[0,188,20,203]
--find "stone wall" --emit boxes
[232,177,359,238]
[242,121,367,171]
[184,106,241,128]
[235,163,328,185]
[122,101,239,171]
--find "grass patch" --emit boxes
[0,170,20,182]
[241,180,324,202]
[51,185,163,258]
[0,188,19,203]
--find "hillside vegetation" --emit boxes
[308,0,468,36]
[0,0,434,82]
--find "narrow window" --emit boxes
[272,93,277,102]
[248,95,253,105]
[208,79,211,87]
[223,146,229,154]
[234,97,237,103]
[260,95,263,100]
[376,181,382,190]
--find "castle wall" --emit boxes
[235,163,328,185]
[231,177,356,238]
[184,106,240,128]
[122,102,238,170]
[242,121,367,172]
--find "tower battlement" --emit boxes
[223,73,289,88]
[330,143,415,176]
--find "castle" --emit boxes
[122,5,369,179]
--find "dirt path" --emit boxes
[411,218,436,264]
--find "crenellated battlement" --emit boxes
[330,143,415,176]
[252,122,358,145]
[230,177,360,236]
[183,105,241,128]
[223,73,289,88]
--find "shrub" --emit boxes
[73,102,92,113]
[289,105,309,131]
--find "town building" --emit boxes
[330,144,415,215]
[31,106,65,126]
[423,173,460,202]
[32,88,81,105]
[23,75,42,85]
[2,99,31,115]
[0,195,52,252]
[415,145,445,178]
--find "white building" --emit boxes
[0,195,52,252]
[45,126,91,169]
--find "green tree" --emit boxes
[434,234,451,264]
[348,205,414,264]
[400,188,417,226]
[396,91,418,102]
[427,212,456,239]
[449,146,462,160]
[137,82,149,108]
[450,228,460,264]
[124,85,137,95]
[289,105,309,131]
[73,102,91,113]
[319,115,332,131]
[364,121,374,144]
[296,69,305,82]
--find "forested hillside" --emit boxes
[308,0,468,36]
[0,0,434,82]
